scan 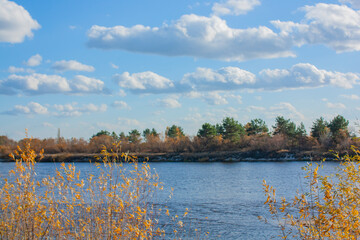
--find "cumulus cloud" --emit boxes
[326,102,346,109]
[117,117,141,127]
[88,14,294,61]
[270,102,305,120]
[52,60,95,72]
[114,71,175,94]
[182,66,256,91]
[272,3,360,52]
[70,75,105,93]
[0,0,40,43]
[113,64,359,96]
[212,0,261,16]
[157,97,181,108]
[248,102,304,120]
[180,64,359,92]
[25,54,42,66]
[54,103,107,117]
[185,91,241,105]
[203,92,228,105]
[3,102,48,115]
[1,73,71,94]
[340,94,360,100]
[258,63,360,89]
[0,73,107,95]
[339,0,360,8]
[112,100,130,109]
[8,66,34,73]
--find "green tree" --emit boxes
[273,116,297,138]
[215,123,224,136]
[197,123,217,139]
[311,117,328,140]
[119,132,127,141]
[295,122,307,137]
[166,125,185,138]
[221,117,245,142]
[328,115,349,137]
[92,130,110,139]
[143,128,159,142]
[111,131,119,141]
[245,118,269,135]
[128,129,141,144]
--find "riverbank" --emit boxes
[0,150,340,162]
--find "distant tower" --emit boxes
[57,128,61,142]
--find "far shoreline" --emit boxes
[0,150,340,163]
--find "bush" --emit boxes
[0,138,196,239]
[263,146,360,239]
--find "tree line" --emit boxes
[0,115,357,156]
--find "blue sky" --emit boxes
[1,0,360,140]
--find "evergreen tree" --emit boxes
[245,118,269,135]
[166,125,185,138]
[221,117,245,142]
[92,130,110,139]
[273,116,296,138]
[311,117,329,140]
[197,123,217,139]
[128,129,141,143]
[328,115,349,137]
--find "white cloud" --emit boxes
[326,102,346,109]
[225,93,243,104]
[110,63,119,69]
[203,92,228,105]
[117,89,127,97]
[52,60,95,72]
[3,102,48,115]
[246,105,266,112]
[70,75,105,93]
[69,25,76,30]
[87,14,294,61]
[181,63,359,92]
[3,73,71,94]
[115,64,359,96]
[25,54,42,67]
[0,73,106,95]
[0,0,40,43]
[269,102,305,120]
[54,103,107,117]
[114,71,175,94]
[117,117,141,127]
[157,97,181,108]
[340,94,360,100]
[112,100,130,109]
[42,122,54,128]
[339,0,360,8]
[181,66,256,91]
[212,0,260,16]
[8,66,34,73]
[272,3,360,52]
[258,63,360,89]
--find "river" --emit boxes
[0,160,339,239]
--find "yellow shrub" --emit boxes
[0,138,168,239]
[263,146,360,239]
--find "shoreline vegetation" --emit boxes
[1,115,357,162]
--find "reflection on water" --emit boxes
[0,160,339,239]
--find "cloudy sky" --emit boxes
[1,0,360,139]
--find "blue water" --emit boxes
[0,160,339,239]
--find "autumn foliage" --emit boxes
[0,138,198,239]
[263,146,360,239]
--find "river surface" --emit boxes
[0,160,339,239]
